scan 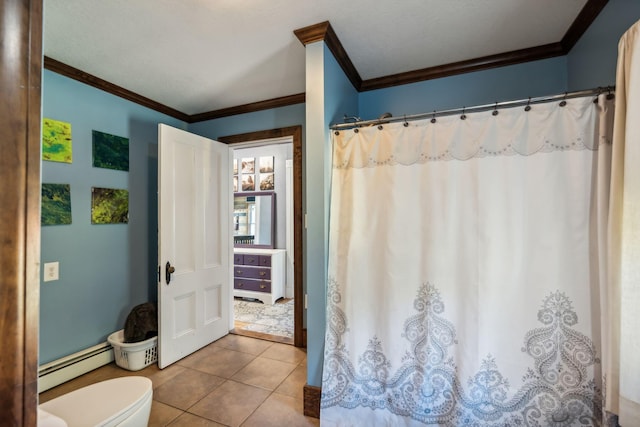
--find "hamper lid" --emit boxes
[39,376,152,427]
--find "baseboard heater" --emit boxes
[38,341,115,393]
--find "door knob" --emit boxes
[166,261,175,285]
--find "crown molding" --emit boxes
[296,0,608,92]
[360,43,564,91]
[44,56,305,123]
[45,0,607,121]
[294,21,362,91]
[561,0,609,51]
[188,93,305,123]
[43,56,190,122]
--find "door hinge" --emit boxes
[157,265,161,283]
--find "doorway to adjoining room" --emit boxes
[229,137,296,345]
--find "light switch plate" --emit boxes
[44,262,59,282]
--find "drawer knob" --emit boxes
[236,270,242,274]
[238,283,244,287]
[260,284,266,289]
[259,272,266,276]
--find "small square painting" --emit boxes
[241,157,255,174]
[41,183,72,225]
[259,156,274,173]
[241,174,255,191]
[91,187,129,224]
[259,173,274,190]
[92,130,129,171]
[42,118,72,163]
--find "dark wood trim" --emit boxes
[43,56,190,122]
[294,0,607,92]
[231,327,294,345]
[360,43,564,91]
[1,0,43,425]
[561,0,609,51]
[294,21,362,91]
[303,384,321,418]
[218,126,305,349]
[294,21,331,45]
[189,93,305,123]
[43,0,607,125]
[44,56,305,123]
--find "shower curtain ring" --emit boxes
[559,93,567,107]
[524,97,532,112]
[607,86,615,100]
[460,107,466,120]
[492,102,499,116]
[403,115,409,127]
[431,111,437,123]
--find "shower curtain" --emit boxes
[321,94,614,426]
[603,19,640,426]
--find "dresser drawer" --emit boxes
[234,254,244,265]
[234,278,271,293]
[259,255,271,267]
[236,254,271,266]
[234,266,271,280]
[242,254,259,266]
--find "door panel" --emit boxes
[158,124,231,368]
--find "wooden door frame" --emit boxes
[219,126,304,348]
[1,0,43,424]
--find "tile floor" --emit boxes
[39,334,319,426]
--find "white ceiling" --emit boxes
[44,0,589,116]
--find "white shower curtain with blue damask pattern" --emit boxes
[321,95,614,426]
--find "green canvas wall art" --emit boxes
[91,187,129,224]
[41,183,72,225]
[92,130,129,171]
[42,118,72,163]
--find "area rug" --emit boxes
[233,298,294,339]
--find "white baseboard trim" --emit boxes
[38,342,114,393]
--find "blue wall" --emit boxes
[567,0,640,90]
[359,57,567,121]
[40,70,186,364]
[187,104,305,140]
[40,0,640,375]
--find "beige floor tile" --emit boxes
[241,392,320,427]
[183,347,256,378]
[274,365,306,399]
[153,368,224,410]
[37,338,318,427]
[176,343,223,368]
[148,400,183,426]
[261,342,307,365]
[189,380,270,427]
[214,334,274,355]
[148,364,187,389]
[231,357,297,390]
[168,412,227,426]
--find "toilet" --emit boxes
[38,376,152,427]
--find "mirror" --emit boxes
[233,191,275,248]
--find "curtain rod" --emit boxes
[330,86,615,131]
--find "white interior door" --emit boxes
[158,124,231,368]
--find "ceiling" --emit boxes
[43,0,601,119]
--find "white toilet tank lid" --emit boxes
[39,376,152,427]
